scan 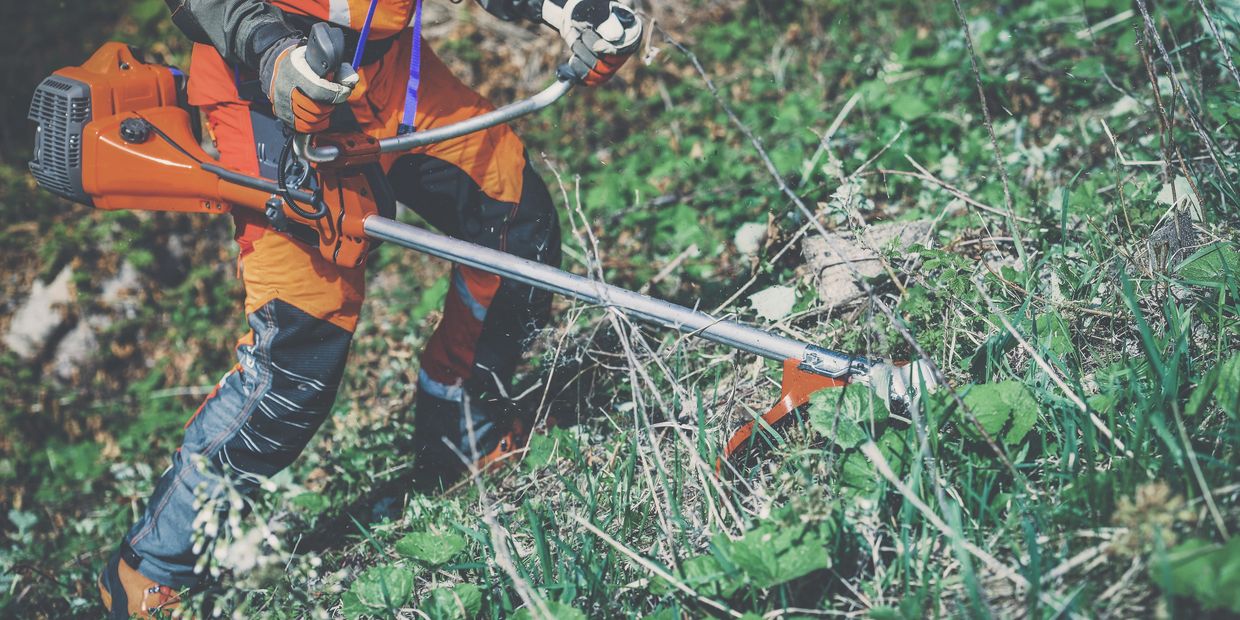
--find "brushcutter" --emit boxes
[27,37,933,474]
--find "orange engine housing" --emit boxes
[29,42,385,268]
[28,42,269,214]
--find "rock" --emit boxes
[749,285,797,321]
[167,235,187,261]
[733,222,768,256]
[100,261,141,318]
[52,322,99,381]
[1145,183,1203,274]
[3,267,75,359]
[802,220,933,307]
[1155,176,1202,219]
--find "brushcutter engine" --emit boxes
[27,42,390,267]
[29,43,187,208]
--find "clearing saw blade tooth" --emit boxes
[869,360,939,414]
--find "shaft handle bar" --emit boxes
[294,78,575,163]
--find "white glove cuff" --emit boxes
[591,5,641,53]
[540,0,582,38]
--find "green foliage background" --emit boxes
[1,0,1238,618]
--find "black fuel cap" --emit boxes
[119,117,151,144]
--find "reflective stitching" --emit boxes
[236,428,261,453]
[328,0,352,27]
[241,425,292,452]
[271,361,327,390]
[219,445,260,485]
[418,368,463,402]
[128,305,278,548]
[452,268,489,322]
[258,400,312,428]
[265,391,308,413]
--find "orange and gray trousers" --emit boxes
[122,34,561,586]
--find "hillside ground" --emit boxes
[1,0,1238,618]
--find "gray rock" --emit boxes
[52,322,99,381]
[803,220,933,308]
[3,267,75,359]
[101,261,141,318]
[1145,207,1201,275]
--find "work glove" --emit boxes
[542,0,643,86]
[259,36,359,133]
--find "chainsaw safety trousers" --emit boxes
[123,243,360,586]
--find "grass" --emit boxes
[1,0,1239,618]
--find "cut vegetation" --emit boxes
[1,0,1238,618]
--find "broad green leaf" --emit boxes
[395,531,467,565]
[1177,242,1240,287]
[890,93,931,121]
[8,509,37,534]
[960,381,1039,445]
[511,601,587,620]
[682,554,742,598]
[1161,537,1240,613]
[1071,56,1105,79]
[714,517,835,589]
[1034,313,1072,359]
[411,276,451,324]
[342,565,416,619]
[420,583,482,620]
[522,427,573,473]
[1187,353,1240,417]
[651,554,741,598]
[868,608,903,620]
[641,609,680,620]
[522,433,556,472]
[809,385,890,449]
[289,492,330,515]
[841,430,909,492]
[1088,392,1117,415]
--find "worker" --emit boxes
[97,0,643,616]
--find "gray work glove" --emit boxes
[258,36,359,132]
[541,0,643,85]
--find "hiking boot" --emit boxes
[98,543,182,619]
[411,387,528,491]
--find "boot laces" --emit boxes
[145,584,179,612]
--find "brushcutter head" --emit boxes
[718,357,940,474]
[851,359,940,416]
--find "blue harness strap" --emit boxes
[399,0,424,135]
[350,0,381,69]
[350,0,424,136]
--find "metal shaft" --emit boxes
[364,214,867,379]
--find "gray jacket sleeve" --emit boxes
[166,0,300,70]
[476,0,543,23]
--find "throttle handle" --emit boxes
[304,22,345,79]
